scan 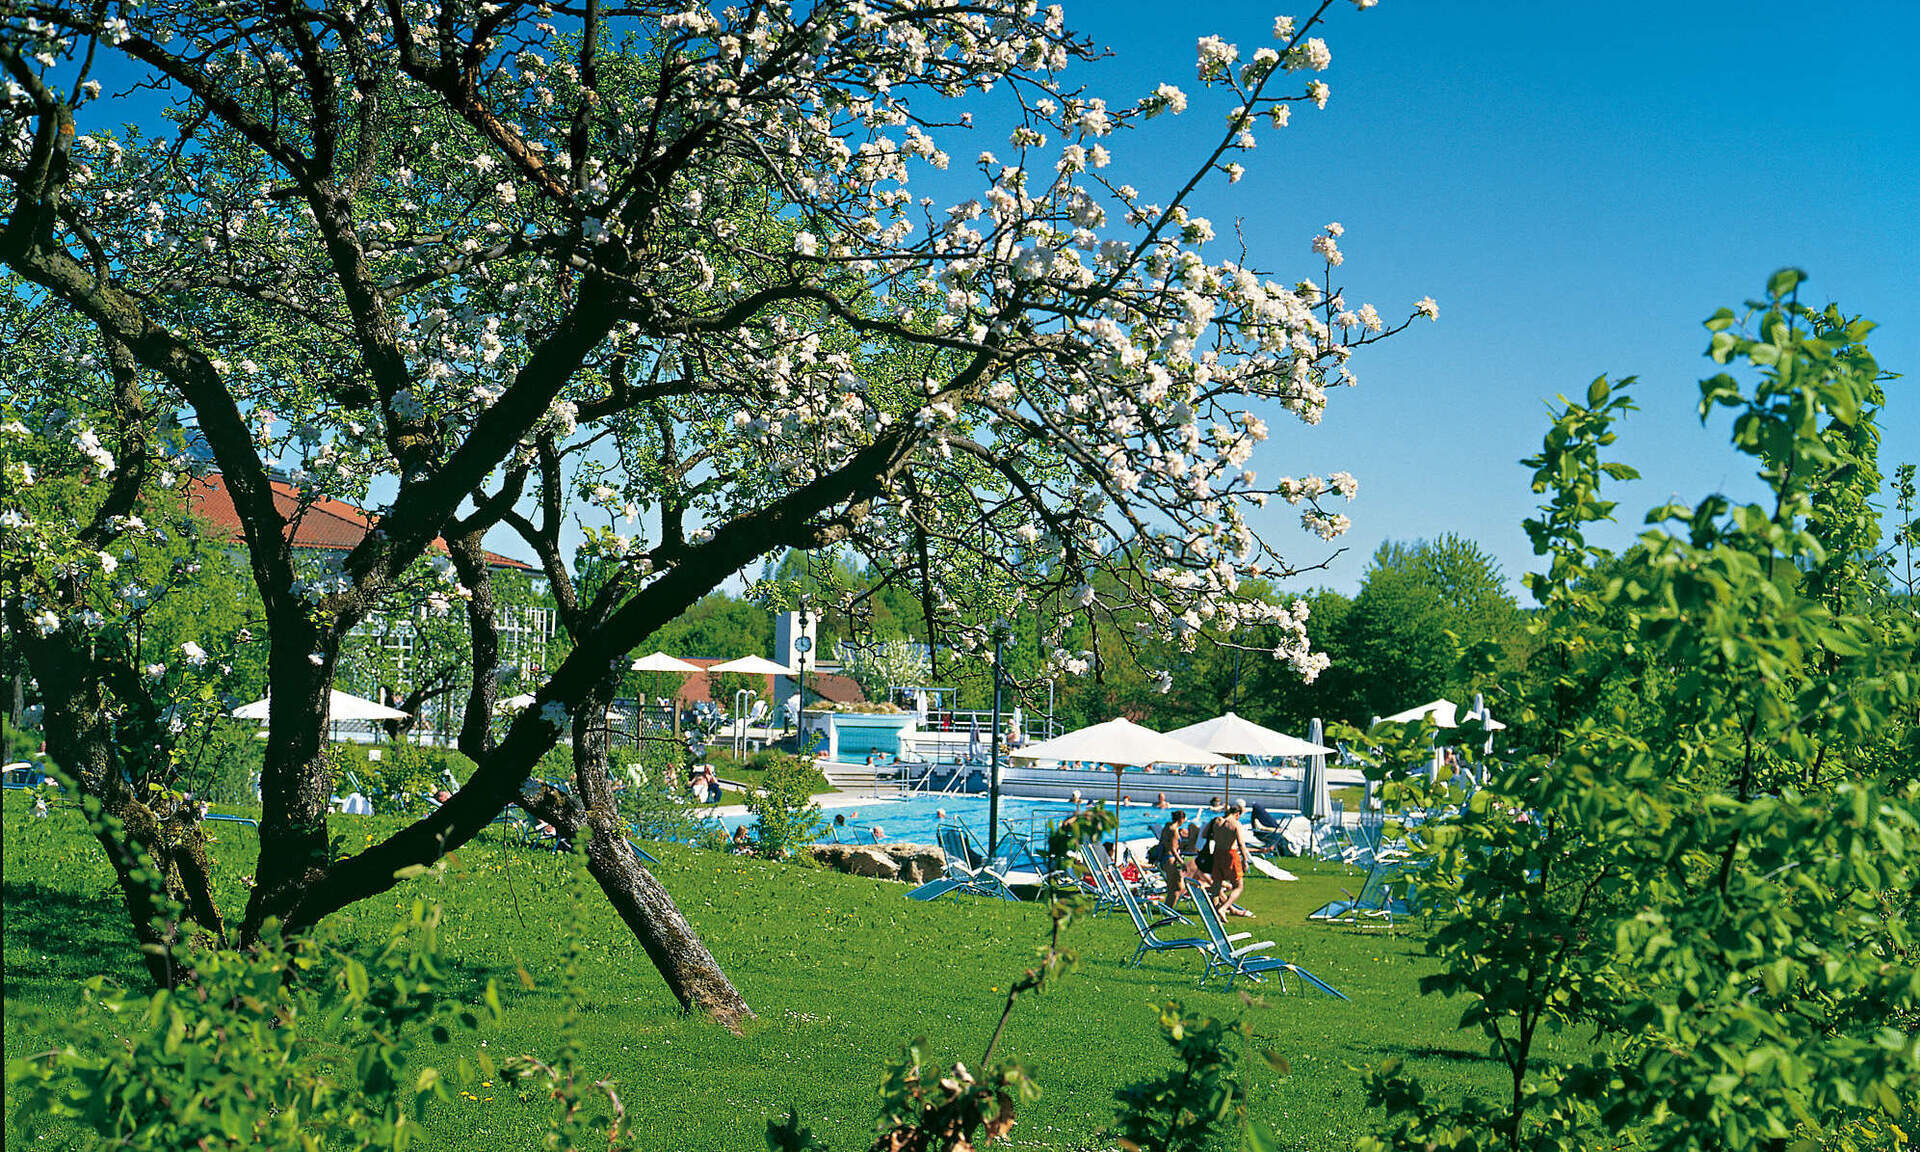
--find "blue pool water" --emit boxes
[716,793,1191,850]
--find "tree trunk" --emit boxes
[22,628,224,985]
[521,782,753,1031]
[241,639,338,942]
[582,803,754,1031]
[527,678,753,1029]
[165,808,227,940]
[92,795,190,988]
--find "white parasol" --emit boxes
[1305,717,1333,820]
[232,689,410,722]
[706,655,795,676]
[1165,710,1333,810]
[1379,698,1459,728]
[1014,717,1228,814]
[630,651,703,673]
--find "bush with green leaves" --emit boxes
[168,718,265,806]
[4,721,44,763]
[743,754,827,858]
[610,739,711,843]
[1359,272,1919,1152]
[322,742,452,816]
[1110,1001,1283,1152]
[4,778,496,1152]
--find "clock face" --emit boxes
[793,636,813,653]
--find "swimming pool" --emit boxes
[715,793,1198,850]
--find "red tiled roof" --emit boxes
[182,473,533,571]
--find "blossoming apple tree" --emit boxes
[1,0,1426,1021]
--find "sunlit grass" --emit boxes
[3,793,1578,1150]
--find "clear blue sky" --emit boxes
[1064,0,1919,597]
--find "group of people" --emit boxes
[1152,803,1257,918]
[680,763,722,804]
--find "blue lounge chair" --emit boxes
[1191,891,1349,998]
[905,856,1020,902]
[1069,844,1130,914]
[1107,853,1214,969]
[1307,857,1417,931]
[906,824,1020,902]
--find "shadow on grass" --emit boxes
[2,881,146,1004]
[1377,1042,1497,1064]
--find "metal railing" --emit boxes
[907,708,1056,740]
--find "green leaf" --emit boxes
[344,959,369,1001]
[1767,267,1806,298]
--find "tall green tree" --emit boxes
[1363,273,1919,1152]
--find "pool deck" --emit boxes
[704,790,900,820]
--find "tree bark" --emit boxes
[519,780,753,1030]
[524,678,753,1029]
[241,639,339,942]
[15,619,225,984]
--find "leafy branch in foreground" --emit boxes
[1359,272,1920,1152]
[1114,998,1290,1152]
[767,808,1117,1152]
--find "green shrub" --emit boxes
[535,743,573,784]
[738,748,830,792]
[742,754,825,858]
[4,721,43,763]
[5,838,638,1151]
[611,739,709,843]
[323,742,470,816]
[5,894,490,1150]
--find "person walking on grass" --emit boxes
[1209,802,1253,918]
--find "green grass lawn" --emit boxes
[2,794,1571,1150]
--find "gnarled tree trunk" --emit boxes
[522,680,752,1029]
[21,622,226,986]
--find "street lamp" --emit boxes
[987,618,1013,852]
[794,598,812,750]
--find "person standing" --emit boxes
[1155,810,1189,911]
[1208,802,1251,917]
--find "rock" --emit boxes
[809,844,856,873]
[842,846,901,880]
[808,842,946,884]
[808,843,899,880]
[884,843,947,885]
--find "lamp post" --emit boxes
[794,599,812,751]
[987,619,1010,852]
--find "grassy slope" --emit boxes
[3,795,1575,1150]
